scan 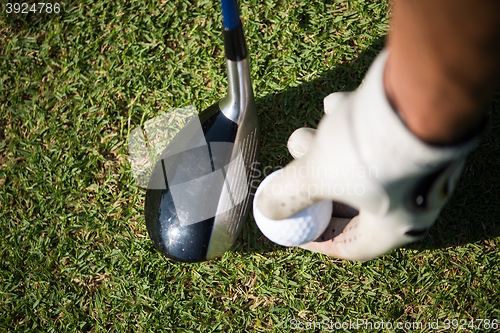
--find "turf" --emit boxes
[1,0,499,332]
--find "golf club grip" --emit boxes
[221,0,241,30]
[221,0,247,61]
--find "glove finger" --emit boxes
[286,92,349,160]
[256,156,323,220]
[299,214,400,261]
[324,92,349,115]
[287,127,316,159]
[299,216,362,260]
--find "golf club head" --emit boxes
[144,8,260,262]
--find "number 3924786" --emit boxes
[5,3,61,14]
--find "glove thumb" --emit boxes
[255,156,324,220]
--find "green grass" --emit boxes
[1,0,499,332]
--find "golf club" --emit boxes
[144,0,260,263]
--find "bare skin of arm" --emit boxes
[385,0,500,145]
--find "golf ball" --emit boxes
[253,169,332,246]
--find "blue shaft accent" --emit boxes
[221,0,241,30]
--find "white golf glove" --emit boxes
[255,50,483,261]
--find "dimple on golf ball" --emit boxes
[253,169,332,246]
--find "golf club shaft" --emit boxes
[221,0,241,30]
[219,0,252,124]
[144,0,259,262]
[221,0,247,62]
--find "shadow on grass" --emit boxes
[233,36,500,257]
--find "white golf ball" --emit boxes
[253,169,332,246]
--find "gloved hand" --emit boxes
[255,50,482,261]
